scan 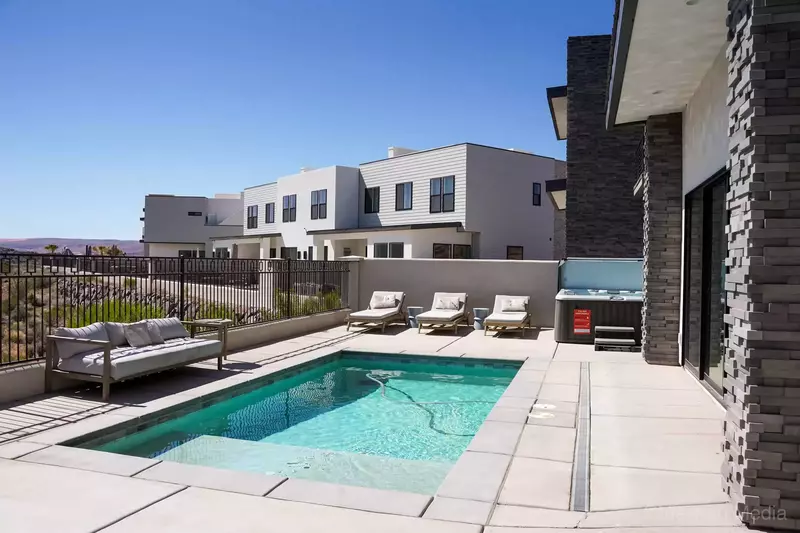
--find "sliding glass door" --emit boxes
[683,172,727,394]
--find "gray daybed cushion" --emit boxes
[485,312,529,325]
[52,323,110,360]
[147,317,190,340]
[58,337,222,380]
[486,295,530,325]
[349,308,401,320]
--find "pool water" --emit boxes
[89,355,517,494]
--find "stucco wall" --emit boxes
[358,259,558,327]
[683,47,728,194]
[465,144,556,260]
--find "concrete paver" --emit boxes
[489,504,584,528]
[590,465,729,511]
[101,486,482,533]
[135,460,286,496]
[20,444,159,476]
[0,458,183,533]
[267,478,432,517]
[437,451,511,502]
[498,457,572,510]
[0,440,49,459]
[515,425,575,463]
[485,406,530,424]
[466,421,524,455]
[580,503,741,528]
[423,497,493,524]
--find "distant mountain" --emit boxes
[0,238,143,256]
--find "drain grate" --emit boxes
[570,362,591,512]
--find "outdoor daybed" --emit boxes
[484,295,531,336]
[416,292,468,334]
[46,317,227,401]
[346,291,406,332]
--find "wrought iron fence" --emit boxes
[0,254,350,366]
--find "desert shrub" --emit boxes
[196,302,236,323]
[123,278,137,289]
[67,300,166,327]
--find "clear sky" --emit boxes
[0,0,614,240]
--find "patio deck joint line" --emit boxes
[569,361,590,512]
[88,484,189,533]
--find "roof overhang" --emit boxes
[307,222,463,236]
[546,86,568,140]
[607,0,728,128]
[546,179,567,211]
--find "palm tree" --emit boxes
[93,245,108,256]
[43,244,58,254]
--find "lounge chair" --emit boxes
[484,295,531,336]
[417,292,468,334]
[346,291,406,332]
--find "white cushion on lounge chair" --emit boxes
[434,297,461,311]
[349,308,400,321]
[417,309,464,322]
[485,312,529,325]
[57,337,221,380]
[493,295,530,314]
[368,291,403,310]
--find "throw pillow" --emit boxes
[104,322,128,347]
[147,322,165,344]
[146,317,189,340]
[370,294,397,309]
[124,321,153,348]
[434,297,461,311]
[501,298,527,313]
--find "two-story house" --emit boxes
[140,193,243,257]
[210,143,563,261]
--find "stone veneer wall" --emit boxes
[722,0,800,529]
[640,114,683,365]
[565,35,643,258]
[553,160,567,260]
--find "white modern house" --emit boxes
[211,143,563,261]
[140,193,243,257]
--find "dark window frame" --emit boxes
[282,194,297,223]
[506,246,524,260]
[433,243,452,259]
[374,242,404,258]
[246,205,258,229]
[311,189,327,220]
[364,186,380,214]
[453,244,472,259]
[187,211,202,217]
[430,176,455,213]
[533,182,541,206]
[265,203,275,224]
[395,182,413,211]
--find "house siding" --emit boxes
[358,144,467,228]
[242,183,278,236]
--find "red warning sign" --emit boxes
[573,309,591,335]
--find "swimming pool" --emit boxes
[82,353,518,494]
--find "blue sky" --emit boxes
[0,0,614,240]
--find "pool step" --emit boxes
[594,325,640,352]
[156,435,452,494]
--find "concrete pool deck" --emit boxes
[0,325,746,532]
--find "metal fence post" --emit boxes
[286,259,292,318]
[179,256,186,321]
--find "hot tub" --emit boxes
[553,259,644,345]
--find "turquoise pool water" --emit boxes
[89,355,517,494]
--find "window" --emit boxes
[507,246,524,260]
[433,243,472,259]
[269,248,277,258]
[311,189,327,220]
[364,186,380,214]
[453,244,472,259]
[265,203,275,223]
[178,249,201,258]
[308,246,313,260]
[430,176,455,213]
[282,195,296,222]
[343,247,352,256]
[188,211,202,217]
[533,182,541,206]
[433,243,452,259]
[280,247,297,260]
[323,246,329,260]
[303,251,307,260]
[246,205,258,229]
[395,182,413,211]
[374,242,404,258]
